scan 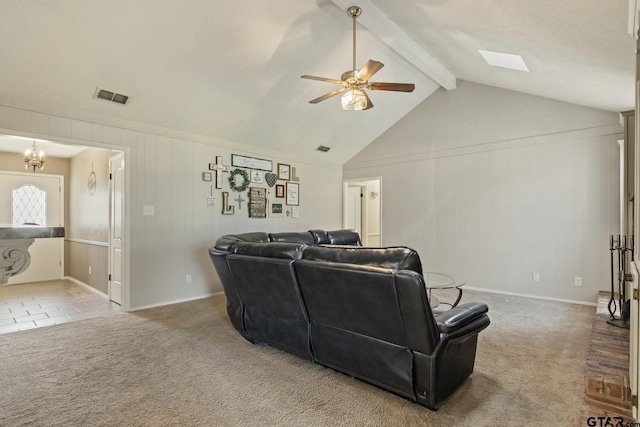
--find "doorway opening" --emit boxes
[343,177,382,246]
[0,135,128,311]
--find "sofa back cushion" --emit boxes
[227,253,311,360]
[268,231,315,245]
[215,232,270,251]
[294,261,426,398]
[309,229,330,244]
[302,245,422,275]
[232,242,306,259]
[327,229,362,246]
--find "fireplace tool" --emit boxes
[607,234,631,329]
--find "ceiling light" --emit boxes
[478,50,529,72]
[24,141,45,172]
[341,89,367,111]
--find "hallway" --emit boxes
[0,279,120,334]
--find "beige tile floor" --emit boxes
[0,279,120,334]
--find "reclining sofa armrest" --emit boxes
[436,302,488,333]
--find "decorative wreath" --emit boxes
[229,168,250,192]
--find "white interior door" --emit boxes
[631,261,639,419]
[345,186,363,238]
[108,154,124,305]
[0,171,63,284]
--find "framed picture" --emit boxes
[248,187,267,218]
[277,163,291,181]
[250,170,264,183]
[269,201,285,218]
[275,184,285,198]
[231,154,273,171]
[202,172,212,182]
[286,182,299,206]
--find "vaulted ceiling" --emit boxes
[0,0,634,166]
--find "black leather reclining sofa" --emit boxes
[209,229,490,410]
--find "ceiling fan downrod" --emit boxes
[347,6,362,72]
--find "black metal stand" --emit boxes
[607,234,630,329]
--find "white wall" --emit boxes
[0,104,342,310]
[344,81,622,304]
[66,147,114,294]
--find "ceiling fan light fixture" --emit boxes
[301,6,413,110]
[341,89,367,111]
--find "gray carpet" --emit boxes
[0,290,593,426]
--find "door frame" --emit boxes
[0,130,131,311]
[343,176,382,246]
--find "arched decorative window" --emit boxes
[12,185,46,226]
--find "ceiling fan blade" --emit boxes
[301,75,343,85]
[369,82,415,92]
[363,91,374,110]
[356,60,384,80]
[309,88,347,104]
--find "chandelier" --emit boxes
[24,141,45,172]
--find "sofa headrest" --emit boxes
[215,232,270,251]
[302,245,422,274]
[269,231,315,245]
[232,242,307,260]
[309,229,330,244]
[327,229,362,246]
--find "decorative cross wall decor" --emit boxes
[209,156,230,190]
[234,195,246,210]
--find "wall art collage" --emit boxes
[202,154,300,219]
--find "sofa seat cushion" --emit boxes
[302,245,423,274]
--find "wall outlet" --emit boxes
[89,266,92,275]
[532,272,540,282]
[574,276,583,287]
[186,274,192,284]
[143,205,155,216]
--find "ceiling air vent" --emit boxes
[94,88,129,105]
[316,145,331,152]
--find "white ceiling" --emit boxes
[0,136,86,159]
[0,0,634,166]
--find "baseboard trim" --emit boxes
[129,291,225,312]
[64,276,109,299]
[463,286,598,307]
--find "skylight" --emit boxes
[478,50,529,72]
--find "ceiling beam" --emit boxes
[330,0,457,90]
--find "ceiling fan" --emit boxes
[301,5,415,111]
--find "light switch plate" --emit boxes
[143,205,155,216]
